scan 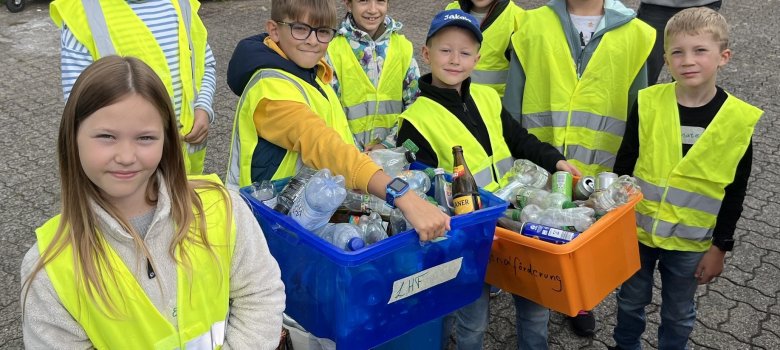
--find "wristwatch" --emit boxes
[385,178,410,208]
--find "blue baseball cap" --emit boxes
[426,9,483,43]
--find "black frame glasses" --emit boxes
[275,21,337,43]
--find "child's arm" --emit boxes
[402,58,422,109]
[613,102,641,176]
[502,49,526,121]
[185,44,218,145]
[224,191,285,348]
[20,246,93,348]
[60,25,93,102]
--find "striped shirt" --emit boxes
[59,0,217,122]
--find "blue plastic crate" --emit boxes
[240,175,507,350]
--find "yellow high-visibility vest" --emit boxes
[327,34,413,150]
[50,0,209,174]
[513,6,653,176]
[399,84,514,192]
[37,174,236,349]
[634,84,762,252]
[226,69,355,189]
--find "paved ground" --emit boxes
[1,0,778,349]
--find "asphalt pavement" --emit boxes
[1,0,778,348]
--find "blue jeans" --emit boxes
[613,243,705,350]
[512,294,550,350]
[442,283,490,349]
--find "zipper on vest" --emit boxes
[147,258,156,279]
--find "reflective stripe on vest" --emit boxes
[226,68,354,189]
[445,1,523,96]
[327,34,412,149]
[399,84,514,192]
[51,0,209,174]
[633,83,762,252]
[513,6,653,176]
[37,174,235,349]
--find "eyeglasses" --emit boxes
[275,21,337,43]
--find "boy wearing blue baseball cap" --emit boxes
[397,9,580,349]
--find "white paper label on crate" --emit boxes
[388,257,463,304]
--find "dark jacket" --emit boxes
[397,74,565,177]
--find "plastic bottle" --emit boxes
[397,169,432,196]
[520,204,544,223]
[250,180,277,207]
[273,166,317,214]
[507,159,550,189]
[317,223,366,251]
[587,175,642,215]
[358,212,388,245]
[289,169,347,232]
[432,168,454,215]
[513,186,576,209]
[341,192,394,216]
[535,207,596,232]
[368,139,419,177]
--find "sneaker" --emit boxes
[568,310,596,336]
[489,285,502,298]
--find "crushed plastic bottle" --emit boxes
[317,223,366,251]
[535,207,596,232]
[358,212,388,245]
[289,169,347,232]
[587,175,641,215]
[506,159,550,189]
[397,169,432,196]
[273,167,317,214]
[250,180,277,207]
[341,192,394,216]
[368,139,419,177]
[513,186,576,210]
[432,168,454,215]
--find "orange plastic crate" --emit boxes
[485,194,643,316]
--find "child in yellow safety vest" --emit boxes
[610,8,762,350]
[325,0,421,151]
[444,0,524,97]
[21,56,286,349]
[397,9,580,349]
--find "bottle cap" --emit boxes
[423,167,436,179]
[562,201,577,209]
[347,237,366,251]
[402,139,419,153]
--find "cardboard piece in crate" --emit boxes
[485,194,643,316]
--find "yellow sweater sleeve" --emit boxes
[252,99,381,192]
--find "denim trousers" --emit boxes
[512,294,550,350]
[442,283,490,349]
[613,243,705,350]
[637,1,722,84]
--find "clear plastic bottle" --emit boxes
[535,207,596,232]
[433,168,454,215]
[507,159,550,189]
[513,186,576,209]
[317,223,366,251]
[520,204,544,223]
[359,212,388,245]
[250,180,277,207]
[368,139,419,177]
[273,166,317,214]
[587,175,642,215]
[397,169,432,196]
[289,169,347,232]
[341,192,394,216]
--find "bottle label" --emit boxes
[453,194,479,215]
[453,165,465,179]
[516,188,533,208]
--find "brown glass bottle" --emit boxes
[451,146,482,215]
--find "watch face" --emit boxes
[389,178,408,192]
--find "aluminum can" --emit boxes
[551,171,573,200]
[574,176,596,200]
[595,172,619,191]
[520,222,579,244]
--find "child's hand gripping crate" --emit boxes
[240,183,507,349]
[485,193,643,316]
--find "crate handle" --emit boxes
[272,223,301,245]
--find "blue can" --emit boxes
[520,222,579,244]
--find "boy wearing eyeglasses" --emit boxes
[226,0,450,240]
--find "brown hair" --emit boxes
[665,7,730,52]
[23,56,230,315]
[272,0,338,28]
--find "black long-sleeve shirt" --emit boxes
[613,86,752,251]
[397,74,565,178]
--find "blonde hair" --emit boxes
[665,7,729,52]
[272,0,338,28]
[23,56,231,316]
